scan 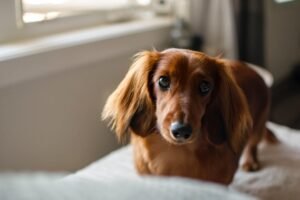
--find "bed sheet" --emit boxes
[68,122,300,200]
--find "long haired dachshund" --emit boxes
[102,48,277,185]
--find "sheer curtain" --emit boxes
[190,0,238,59]
[189,0,264,65]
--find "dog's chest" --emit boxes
[132,134,237,184]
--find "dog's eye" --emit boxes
[158,76,170,90]
[199,81,211,96]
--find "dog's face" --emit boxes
[103,48,252,154]
[152,49,216,144]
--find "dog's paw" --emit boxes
[241,161,260,172]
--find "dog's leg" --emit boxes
[241,126,279,171]
[241,140,260,171]
[240,126,266,172]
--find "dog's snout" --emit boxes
[170,122,192,141]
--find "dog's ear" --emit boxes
[203,60,252,154]
[102,51,160,142]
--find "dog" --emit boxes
[102,48,277,185]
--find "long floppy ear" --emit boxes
[102,51,160,142]
[203,60,252,154]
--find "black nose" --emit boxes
[170,122,192,141]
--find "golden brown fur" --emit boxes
[102,48,276,185]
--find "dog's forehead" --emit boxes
[158,50,214,74]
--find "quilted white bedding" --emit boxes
[66,122,300,200]
[0,122,299,200]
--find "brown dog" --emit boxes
[102,48,277,185]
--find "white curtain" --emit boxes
[189,0,238,59]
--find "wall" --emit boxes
[264,0,300,82]
[0,25,171,172]
[0,55,126,172]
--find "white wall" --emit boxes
[0,56,126,171]
[264,0,300,82]
[0,23,171,172]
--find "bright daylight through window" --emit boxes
[22,0,152,23]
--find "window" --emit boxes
[0,0,174,43]
[22,0,153,24]
[274,0,295,3]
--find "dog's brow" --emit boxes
[158,54,189,74]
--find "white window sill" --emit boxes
[0,17,173,88]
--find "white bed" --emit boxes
[1,66,299,199]
[65,122,300,200]
[0,122,299,200]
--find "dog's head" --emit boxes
[102,49,252,154]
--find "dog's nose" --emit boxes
[170,122,192,141]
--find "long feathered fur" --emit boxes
[102,51,160,141]
[219,62,253,154]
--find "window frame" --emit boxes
[0,0,158,43]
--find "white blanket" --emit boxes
[231,122,300,199]
[68,122,300,200]
[0,122,299,200]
